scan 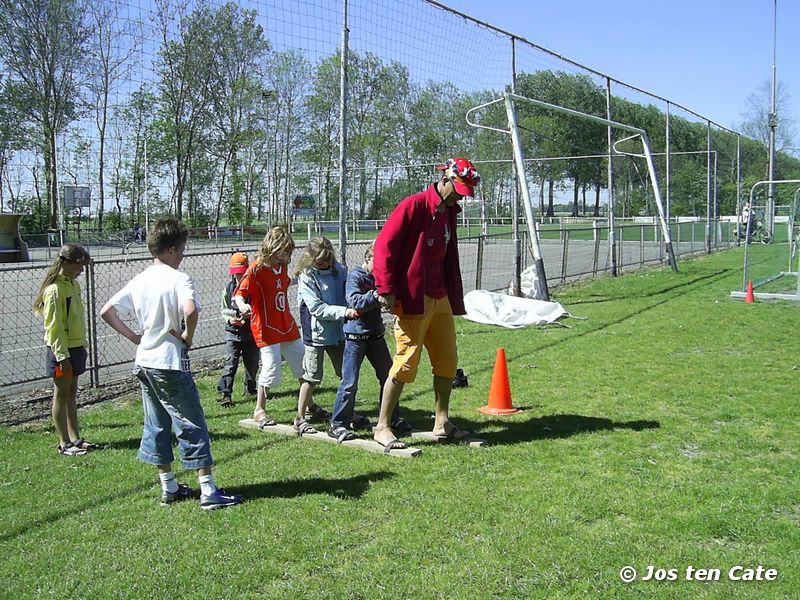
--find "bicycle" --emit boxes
[736,220,772,244]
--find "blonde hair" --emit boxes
[364,240,375,261]
[253,227,295,269]
[295,236,336,276]
[32,244,91,314]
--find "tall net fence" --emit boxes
[2,0,776,243]
[3,0,794,397]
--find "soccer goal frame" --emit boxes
[730,179,800,302]
[466,92,678,301]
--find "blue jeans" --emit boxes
[134,367,213,469]
[332,337,399,428]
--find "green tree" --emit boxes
[303,53,340,219]
[0,0,90,228]
[203,2,270,227]
[740,80,796,155]
[87,0,139,232]
[154,0,214,220]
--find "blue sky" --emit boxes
[441,0,799,136]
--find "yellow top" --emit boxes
[42,274,86,361]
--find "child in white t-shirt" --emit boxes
[100,218,243,510]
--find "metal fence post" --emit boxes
[475,235,484,290]
[561,229,569,283]
[640,225,645,266]
[86,259,100,388]
[592,220,600,275]
[706,121,713,254]
[337,0,350,267]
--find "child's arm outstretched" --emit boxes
[299,272,357,321]
[346,271,380,312]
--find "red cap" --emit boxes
[436,157,481,197]
[228,252,249,274]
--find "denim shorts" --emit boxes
[134,366,213,469]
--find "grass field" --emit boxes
[1,247,798,599]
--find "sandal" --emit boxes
[433,422,470,441]
[376,437,408,452]
[72,438,104,451]
[58,442,87,456]
[391,418,413,435]
[351,414,373,430]
[219,395,233,408]
[304,404,332,421]
[293,418,318,436]
[253,409,276,429]
[328,425,355,443]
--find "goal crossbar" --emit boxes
[466,92,678,300]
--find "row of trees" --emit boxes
[1,0,798,236]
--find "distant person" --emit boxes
[371,157,480,450]
[233,227,305,430]
[101,218,243,510]
[294,237,361,435]
[329,242,408,443]
[216,252,259,407]
[33,244,102,456]
[740,203,756,240]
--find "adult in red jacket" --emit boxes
[372,157,480,449]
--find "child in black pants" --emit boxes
[216,252,259,407]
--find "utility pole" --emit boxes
[767,0,778,236]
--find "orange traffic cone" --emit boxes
[479,348,522,415]
[744,281,755,304]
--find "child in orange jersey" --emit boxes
[233,227,305,429]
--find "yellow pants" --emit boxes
[389,295,458,383]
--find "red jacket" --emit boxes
[373,184,465,315]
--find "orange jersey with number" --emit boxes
[234,263,299,347]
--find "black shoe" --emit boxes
[161,483,196,506]
[452,368,469,388]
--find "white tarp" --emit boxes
[463,290,571,329]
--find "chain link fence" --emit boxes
[1,225,731,399]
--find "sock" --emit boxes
[198,474,217,497]
[159,471,179,494]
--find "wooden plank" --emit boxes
[410,430,489,448]
[239,419,422,458]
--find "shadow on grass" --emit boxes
[562,268,730,306]
[109,429,251,451]
[0,434,289,543]
[470,413,660,444]
[228,471,394,501]
[459,268,734,383]
[374,407,658,445]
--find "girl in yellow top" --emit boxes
[32,244,101,456]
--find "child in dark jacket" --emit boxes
[329,242,408,442]
[216,252,259,407]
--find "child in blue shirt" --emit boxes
[295,237,360,434]
[329,242,408,442]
